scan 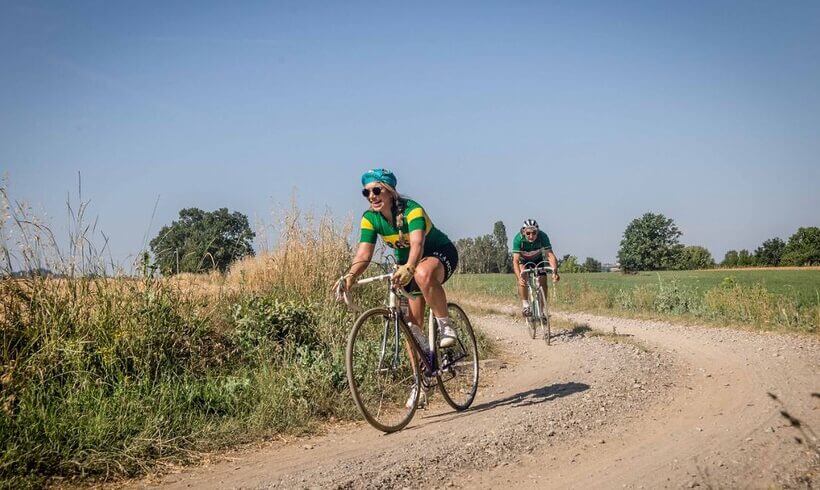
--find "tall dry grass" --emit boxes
[226,209,354,297]
[0,184,385,488]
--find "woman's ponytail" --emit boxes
[393,195,408,243]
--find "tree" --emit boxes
[781,227,820,266]
[492,221,511,273]
[455,237,475,273]
[617,213,683,271]
[676,245,715,270]
[722,250,739,267]
[150,207,255,275]
[472,235,497,273]
[754,237,785,267]
[455,220,514,273]
[560,255,581,273]
[737,249,756,267]
[582,257,602,273]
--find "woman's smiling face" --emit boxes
[363,182,393,212]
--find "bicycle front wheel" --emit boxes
[538,286,551,344]
[437,303,480,411]
[526,285,537,339]
[346,307,420,433]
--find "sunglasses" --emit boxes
[361,186,384,198]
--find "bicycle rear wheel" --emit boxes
[346,307,420,433]
[437,303,479,411]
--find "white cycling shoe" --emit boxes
[439,325,457,348]
[405,386,428,409]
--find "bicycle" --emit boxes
[521,261,553,344]
[336,266,480,433]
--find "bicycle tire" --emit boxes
[346,307,420,433]
[526,283,537,339]
[437,303,480,411]
[539,286,551,344]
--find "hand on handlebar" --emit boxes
[332,274,356,303]
[552,271,560,283]
[344,273,357,291]
[392,263,415,287]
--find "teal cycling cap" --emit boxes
[361,168,397,188]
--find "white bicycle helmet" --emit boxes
[522,219,539,230]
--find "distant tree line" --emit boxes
[455,221,606,274]
[146,205,817,277]
[455,221,512,273]
[557,255,603,273]
[722,227,820,267]
[617,213,819,271]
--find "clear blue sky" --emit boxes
[2,1,819,267]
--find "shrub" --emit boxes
[230,297,319,358]
[654,280,703,315]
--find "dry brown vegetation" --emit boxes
[0,184,388,487]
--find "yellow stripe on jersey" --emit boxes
[406,207,425,222]
[360,216,375,230]
[406,207,433,234]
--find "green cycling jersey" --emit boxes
[512,230,552,263]
[359,199,452,264]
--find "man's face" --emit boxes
[523,227,538,242]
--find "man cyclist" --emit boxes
[512,219,560,317]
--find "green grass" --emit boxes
[1,273,496,488]
[450,269,820,305]
[0,276,363,489]
[447,269,820,334]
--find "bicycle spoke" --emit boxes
[437,303,479,411]
[347,308,419,432]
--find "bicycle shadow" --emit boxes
[550,323,592,340]
[423,381,589,423]
[550,322,636,341]
[470,381,590,413]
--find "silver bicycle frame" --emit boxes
[344,273,441,375]
[522,261,553,333]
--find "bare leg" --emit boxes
[518,282,528,301]
[407,294,425,327]
[413,257,448,318]
[537,275,549,299]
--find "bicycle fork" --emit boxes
[377,316,402,373]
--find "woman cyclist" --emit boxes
[341,168,459,350]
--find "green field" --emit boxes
[449,269,820,306]
[447,269,820,333]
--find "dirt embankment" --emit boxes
[135,303,819,489]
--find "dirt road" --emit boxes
[138,303,819,489]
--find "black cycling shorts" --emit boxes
[404,242,459,296]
